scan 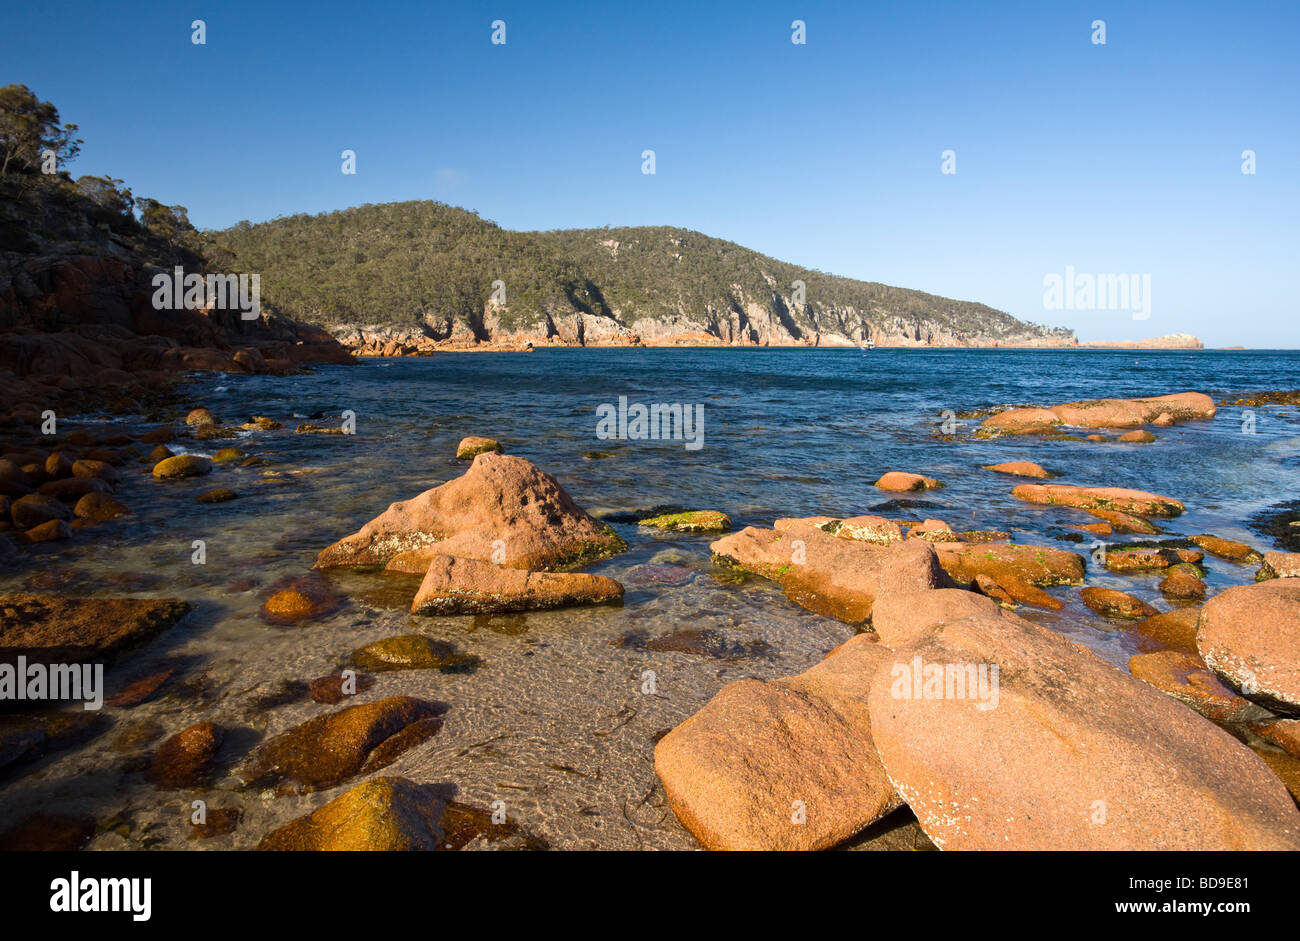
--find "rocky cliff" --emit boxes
[213,201,1083,353]
[0,175,352,426]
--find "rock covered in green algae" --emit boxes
[350,634,478,672]
[637,510,731,533]
[456,435,502,459]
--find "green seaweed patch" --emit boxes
[637,510,732,533]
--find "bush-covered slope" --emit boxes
[213,201,1076,349]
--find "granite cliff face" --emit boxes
[215,202,1086,353]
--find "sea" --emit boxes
[3,348,1299,849]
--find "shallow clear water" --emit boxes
[4,348,1299,849]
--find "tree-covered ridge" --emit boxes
[213,201,1073,346]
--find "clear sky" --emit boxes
[4,0,1297,347]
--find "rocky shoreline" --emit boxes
[333,328,1206,357]
[1,384,1299,851]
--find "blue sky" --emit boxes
[4,0,1298,346]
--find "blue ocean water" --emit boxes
[188,347,1300,537]
[4,348,1299,849]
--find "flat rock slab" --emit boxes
[982,393,1215,434]
[410,554,623,615]
[983,461,1051,478]
[1189,534,1262,564]
[710,521,950,624]
[0,594,191,664]
[315,453,625,571]
[933,542,1085,587]
[1197,580,1300,715]
[1012,484,1184,518]
[866,597,1300,849]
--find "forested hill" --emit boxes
[212,200,1077,349]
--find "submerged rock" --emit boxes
[1197,580,1300,715]
[1254,719,1300,760]
[0,594,190,663]
[619,628,770,661]
[315,453,625,571]
[196,488,238,504]
[242,696,444,793]
[1085,507,1162,534]
[260,573,346,624]
[144,722,224,790]
[411,555,623,615]
[295,423,344,435]
[259,777,449,850]
[351,635,477,672]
